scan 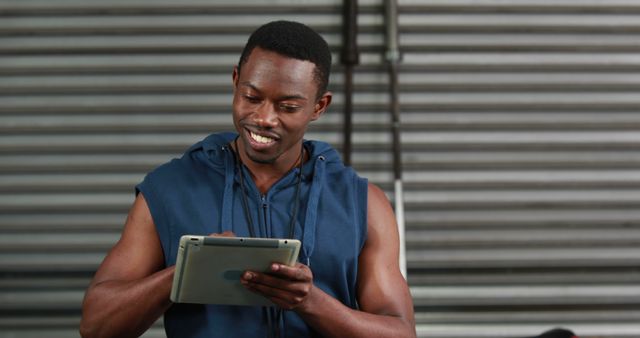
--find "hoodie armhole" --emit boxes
[135,176,171,267]
[355,176,368,252]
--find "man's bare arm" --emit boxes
[80,194,174,338]
[241,182,416,337]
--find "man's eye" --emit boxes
[280,104,300,112]
[244,95,260,103]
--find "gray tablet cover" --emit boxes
[170,235,301,306]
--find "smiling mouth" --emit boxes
[249,131,276,145]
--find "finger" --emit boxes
[209,231,235,237]
[268,263,312,282]
[242,278,307,310]
[241,272,313,308]
[264,291,305,310]
[242,271,309,295]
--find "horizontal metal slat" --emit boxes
[400,13,640,31]
[407,248,640,268]
[400,52,640,72]
[0,253,105,272]
[404,201,640,211]
[401,111,640,125]
[405,209,640,229]
[398,72,640,90]
[0,277,91,289]
[0,154,171,174]
[0,316,164,328]
[0,0,352,14]
[0,233,119,252]
[400,0,640,13]
[405,229,640,248]
[0,54,239,75]
[409,169,635,184]
[401,34,640,52]
[0,316,80,328]
[0,74,228,94]
[0,316,164,338]
[415,310,640,325]
[410,285,640,306]
[409,270,640,286]
[0,328,166,338]
[0,94,231,112]
[0,114,232,133]
[0,193,132,213]
[400,189,640,210]
[0,173,142,192]
[0,133,209,153]
[0,290,84,311]
[363,151,640,172]
[415,323,639,338]
[400,131,640,147]
[403,189,640,203]
[398,92,640,108]
[0,214,125,232]
[0,15,343,32]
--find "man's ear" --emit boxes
[312,91,332,121]
[232,66,239,89]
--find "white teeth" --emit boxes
[250,131,274,144]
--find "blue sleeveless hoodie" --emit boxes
[136,132,368,337]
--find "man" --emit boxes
[80,20,416,338]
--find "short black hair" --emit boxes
[237,20,332,98]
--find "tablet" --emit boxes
[170,235,301,306]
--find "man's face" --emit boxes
[232,47,331,165]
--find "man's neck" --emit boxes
[236,144,306,195]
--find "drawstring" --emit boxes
[220,145,234,233]
[300,154,326,265]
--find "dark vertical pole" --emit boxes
[341,0,359,166]
[384,0,401,181]
[385,0,406,277]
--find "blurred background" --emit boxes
[2,0,640,337]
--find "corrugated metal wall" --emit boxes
[401,2,640,337]
[1,1,640,338]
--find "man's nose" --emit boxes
[253,102,278,127]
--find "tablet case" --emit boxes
[170,235,301,306]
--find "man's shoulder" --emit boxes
[305,139,366,181]
[200,132,237,149]
[147,132,236,180]
[305,139,344,170]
